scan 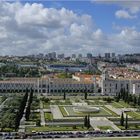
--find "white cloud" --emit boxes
[93,0,140,20]
[109,28,140,53]
[93,0,140,14]
[115,10,136,19]
[0,1,139,56]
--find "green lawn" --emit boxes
[102,106,119,117]
[26,126,90,132]
[119,101,132,108]
[43,102,50,109]
[126,111,140,119]
[59,106,68,116]
[30,112,40,122]
[98,126,114,130]
[44,112,53,121]
[0,96,3,104]
[118,124,140,130]
[111,102,124,108]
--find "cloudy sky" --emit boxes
[0,0,140,56]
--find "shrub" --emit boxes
[73,125,77,129]
[36,120,41,126]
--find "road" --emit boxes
[2,130,140,139]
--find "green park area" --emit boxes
[30,112,40,122]
[42,98,72,109]
[26,125,89,132]
[126,111,140,119]
[0,95,23,131]
[0,96,6,104]
[0,92,140,132]
[97,126,114,130]
[44,112,53,121]
[0,96,2,104]
[0,92,40,132]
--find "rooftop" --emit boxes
[107,67,140,80]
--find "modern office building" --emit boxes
[105,53,110,59]
[112,53,115,58]
[78,54,82,58]
[87,53,92,59]
[57,54,65,59]
[72,54,76,58]
[48,52,56,59]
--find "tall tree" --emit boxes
[25,105,30,121]
[118,92,121,99]
[122,88,126,100]
[63,90,66,100]
[133,96,137,106]
[127,93,130,104]
[120,88,124,99]
[15,91,28,130]
[120,112,124,126]
[84,116,87,127]
[124,91,128,103]
[87,115,90,129]
[84,87,87,100]
[129,94,133,102]
[138,95,140,106]
[29,88,33,103]
[125,114,128,129]
[115,92,120,102]
[25,88,34,121]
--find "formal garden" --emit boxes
[0,91,140,132]
[59,105,113,117]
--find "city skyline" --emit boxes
[0,0,140,56]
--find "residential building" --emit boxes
[78,54,82,58]
[87,53,92,59]
[57,54,65,59]
[72,54,76,58]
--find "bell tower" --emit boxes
[102,69,109,80]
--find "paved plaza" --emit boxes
[40,100,45,126]
[50,105,63,119]
[90,117,120,130]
